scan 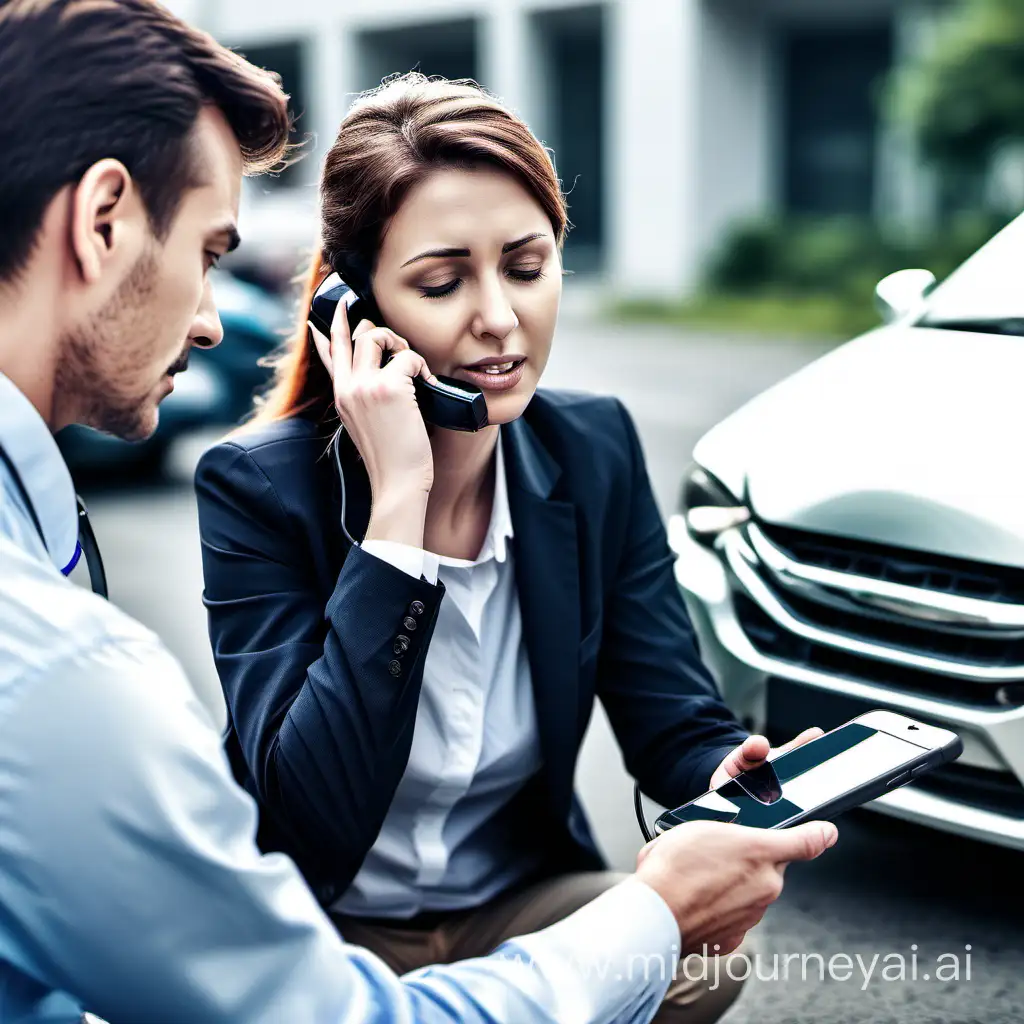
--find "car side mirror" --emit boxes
[874,269,937,324]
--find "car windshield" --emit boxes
[917,213,1024,336]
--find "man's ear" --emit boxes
[69,159,146,284]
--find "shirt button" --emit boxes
[394,635,410,655]
[402,616,417,632]
[409,600,426,617]
[388,660,402,677]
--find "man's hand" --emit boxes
[635,819,838,955]
[709,727,824,791]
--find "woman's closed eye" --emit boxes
[418,262,547,300]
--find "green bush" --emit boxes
[708,213,1011,302]
[610,212,1016,340]
[887,0,1024,176]
[614,290,881,340]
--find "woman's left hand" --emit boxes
[709,727,824,791]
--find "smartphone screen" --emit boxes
[659,722,929,829]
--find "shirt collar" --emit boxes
[0,371,79,571]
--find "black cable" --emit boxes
[634,781,655,844]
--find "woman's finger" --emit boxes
[379,348,442,388]
[352,326,410,374]
[721,736,771,777]
[308,323,333,378]
[327,292,356,393]
[768,727,824,761]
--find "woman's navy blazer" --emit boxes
[195,389,748,905]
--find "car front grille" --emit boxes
[755,671,1024,819]
[913,761,1024,819]
[763,522,1024,605]
[734,594,1015,707]
[724,521,1024,708]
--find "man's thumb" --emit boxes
[770,820,839,862]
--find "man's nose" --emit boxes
[190,280,224,350]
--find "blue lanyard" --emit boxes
[0,442,107,598]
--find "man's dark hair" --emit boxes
[0,0,294,282]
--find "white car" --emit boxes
[672,214,1024,851]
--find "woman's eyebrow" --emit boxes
[401,232,547,268]
[402,246,469,267]
[501,232,546,253]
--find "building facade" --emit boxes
[168,0,943,300]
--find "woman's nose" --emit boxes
[472,278,519,341]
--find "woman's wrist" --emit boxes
[364,485,430,548]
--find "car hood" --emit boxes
[693,325,1024,569]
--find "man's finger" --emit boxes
[635,836,660,869]
[711,931,753,957]
[765,820,839,863]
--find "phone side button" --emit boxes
[910,764,933,779]
[886,772,912,787]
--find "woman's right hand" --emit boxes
[309,302,436,544]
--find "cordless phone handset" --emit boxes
[309,271,488,432]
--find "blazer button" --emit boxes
[402,616,417,632]
[394,635,410,655]
[409,600,425,617]
[388,660,403,677]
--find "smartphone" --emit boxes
[309,272,488,432]
[653,710,963,833]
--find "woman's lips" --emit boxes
[457,358,526,393]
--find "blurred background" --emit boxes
[64,1,1024,1021]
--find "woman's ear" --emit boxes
[69,159,145,284]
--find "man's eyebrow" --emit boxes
[401,233,547,268]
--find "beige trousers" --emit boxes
[331,871,752,1023]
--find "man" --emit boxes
[0,2,839,1021]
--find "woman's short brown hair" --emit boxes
[0,0,293,282]
[253,72,569,426]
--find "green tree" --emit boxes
[891,0,1024,174]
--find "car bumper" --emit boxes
[669,514,1024,851]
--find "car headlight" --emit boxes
[679,463,750,543]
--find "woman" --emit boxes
[196,73,815,1022]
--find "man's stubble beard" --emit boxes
[55,249,168,442]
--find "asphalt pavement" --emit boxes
[79,311,1024,1024]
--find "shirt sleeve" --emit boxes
[0,634,676,1024]
[361,538,441,585]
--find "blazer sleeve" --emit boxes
[595,401,749,806]
[194,441,444,888]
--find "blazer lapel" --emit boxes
[504,418,581,815]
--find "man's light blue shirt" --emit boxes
[0,370,680,1023]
